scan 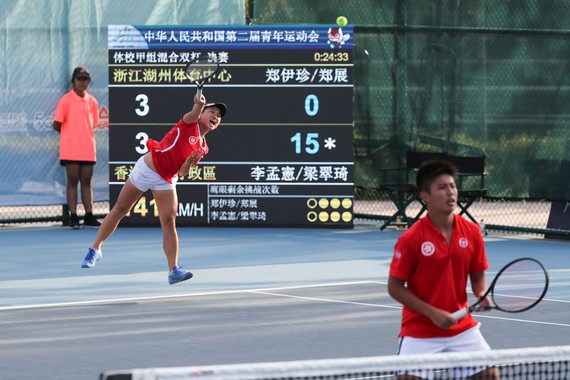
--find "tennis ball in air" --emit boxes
[336,16,348,26]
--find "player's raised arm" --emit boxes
[182,94,205,124]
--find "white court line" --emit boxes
[250,288,570,328]
[250,290,402,310]
[472,314,570,327]
[251,280,570,328]
[2,280,569,329]
[0,280,376,312]
[368,280,570,304]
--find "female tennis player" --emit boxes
[387,160,498,379]
[81,94,227,285]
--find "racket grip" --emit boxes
[196,87,202,101]
[451,307,468,320]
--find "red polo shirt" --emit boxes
[389,215,489,338]
[147,119,208,183]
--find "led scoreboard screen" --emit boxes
[108,25,354,227]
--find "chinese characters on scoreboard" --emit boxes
[108,25,353,227]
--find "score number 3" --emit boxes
[134,94,150,154]
[135,94,149,116]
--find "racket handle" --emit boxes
[196,87,202,101]
[451,307,468,320]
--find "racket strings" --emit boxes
[491,260,548,312]
[185,58,220,83]
[186,65,219,82]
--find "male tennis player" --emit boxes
[387,160,499,379]
[81,94,227,285]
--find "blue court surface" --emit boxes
[0,222,569,380]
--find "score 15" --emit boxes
[290,93,322,155]
[291,132,319,154]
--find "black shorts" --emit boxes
[60,160,96,166]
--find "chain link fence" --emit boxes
[0,0,244,227]
[3,0,570,237]
[249,0,570,238]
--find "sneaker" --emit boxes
[69,214,80,229]
[81,248,102,268]
[83,213,101,227]
[168,266,193,285]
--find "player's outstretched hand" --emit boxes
[178,150,204,178]
[195,93,206,105]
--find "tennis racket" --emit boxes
[451,257,549,320]
[185,56,220,99]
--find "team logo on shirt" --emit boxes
[459,237,469,248]
[189,136,198,145]
[421,241,435,256]
[394,250,401,259]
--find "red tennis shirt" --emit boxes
[147,119,208,183]
[389,215,489,338]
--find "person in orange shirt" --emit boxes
[53,66,100,229]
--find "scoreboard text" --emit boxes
[108,25,354,227]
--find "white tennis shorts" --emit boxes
[129,156,177,192]
[396,324,491,379]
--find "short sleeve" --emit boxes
[389,233,416,281]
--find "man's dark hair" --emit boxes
[416,160,458,193]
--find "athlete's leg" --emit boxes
[92,178,142,250]
[79,163,95,214]
[65,163,80,215]
[152,188,179,271]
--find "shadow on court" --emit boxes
[0,223,568,380]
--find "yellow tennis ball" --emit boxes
[336,16,348,26]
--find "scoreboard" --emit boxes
[108,25,354,227]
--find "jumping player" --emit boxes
[81,94,227,285]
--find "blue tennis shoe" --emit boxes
[81,248,102,268]
[168,266,193,285]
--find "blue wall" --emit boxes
[0,0,244,206]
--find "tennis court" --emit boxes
[0,222,569,379]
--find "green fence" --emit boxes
[249,0,570,237]
[3,0,570,238]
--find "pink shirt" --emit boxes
[389,215,489,338]
[54,90,99,161]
